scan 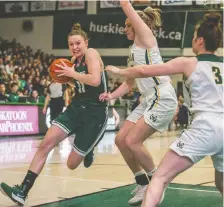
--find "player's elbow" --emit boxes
[91,78,101,87]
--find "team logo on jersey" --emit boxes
[177,141,185,149]
[150,114,157,122]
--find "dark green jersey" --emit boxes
[8,93,19,103]
[72,56,108,107]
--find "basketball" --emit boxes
[49,58,73,84]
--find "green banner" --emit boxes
[53,12,186,49]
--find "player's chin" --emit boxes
[126,34,134,41]
[73,52,82,58]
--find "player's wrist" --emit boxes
[71,70,77,79]
[109,93,116,100]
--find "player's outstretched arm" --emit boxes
[120,0,157,47]
[106,57,195,78]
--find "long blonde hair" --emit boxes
[136,6,162,30]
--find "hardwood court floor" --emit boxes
[0,131,221,207]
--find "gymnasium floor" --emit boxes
[0,131,222,207]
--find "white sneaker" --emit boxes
[131,185,140,195]
[128,185,148,206]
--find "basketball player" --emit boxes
[0,23,108,206]
[107,12,223,207]
[100,0,177,205]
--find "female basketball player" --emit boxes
[0,23,108,206]
[100,0,177,205]
[107,12,223,207]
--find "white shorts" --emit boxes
[170,113,223,172]
[127,82,178,133]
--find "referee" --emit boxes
[43,81,69,124]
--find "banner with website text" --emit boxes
[53,12,185,49]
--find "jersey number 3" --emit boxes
[212,67,223,85]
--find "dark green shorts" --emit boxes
[52,104,108,156]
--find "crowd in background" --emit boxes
[0,37,55,104]
[0,37,188,129]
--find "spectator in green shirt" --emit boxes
[28,89,45,104]
[19,74,27,91]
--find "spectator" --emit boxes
[0,58,5,70]
[5,60,14,75]
[33,78,45,96]
[0,69,10,85]
[19,73,27,91]
[12,73,19,84]
[17,90,24,97]
[28,90,45,104]
[24,79,33,95]
[8,82,19,102]
[0,82,7,102]
[176,97,189,129]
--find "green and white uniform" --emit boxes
[53,56,108,156]
[171,54,223,172]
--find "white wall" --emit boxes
[0,16,53,54]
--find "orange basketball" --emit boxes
[49,58,73,84]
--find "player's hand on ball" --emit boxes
[106,65,121,74]
[55,60,75,78]
[99,92,113,102]
[55,60,74,78]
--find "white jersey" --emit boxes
[128,43,170,94]
[184,54,223,114]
